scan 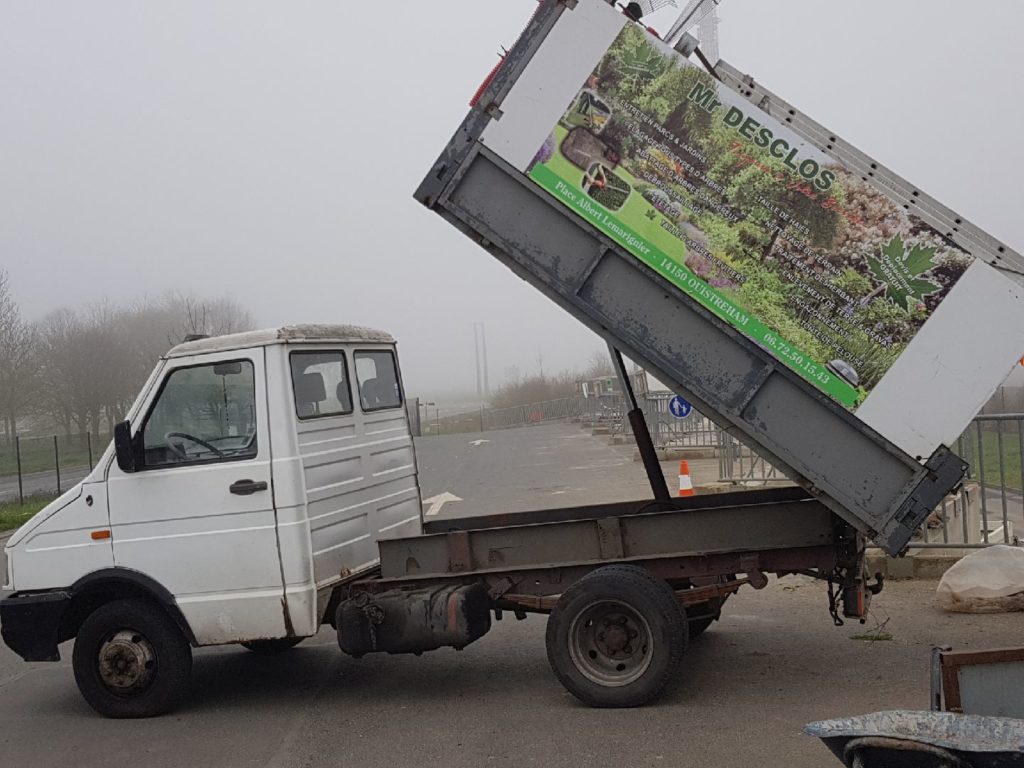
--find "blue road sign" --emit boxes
[669,395,692,419]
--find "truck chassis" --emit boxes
[331,486,872,707]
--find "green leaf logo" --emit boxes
[616,42,665,92]
[866,235,941,311]
[620,44,662,77]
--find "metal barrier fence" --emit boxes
[0,433,110,504]
[717,435,787,485]
[716,413,1024,549]
[636,392,720,449]
[948,414,1023,547]
[483,396,592,430]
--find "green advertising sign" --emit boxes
[528,25,973,409]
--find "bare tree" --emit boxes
[35,309,81,436]
[173,294,255,339]
[581,350,615,380]
[489,369,579,409]
[0,271,39,439]
[33,292,257,437]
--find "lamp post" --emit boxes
[421,401,436,436]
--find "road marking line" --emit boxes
[422,492,463,517]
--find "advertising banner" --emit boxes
[528,24,974,408]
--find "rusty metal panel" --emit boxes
[379,500,835,580]
[596,518,625,560]
[446,531,473,573]
[423,486,813,534]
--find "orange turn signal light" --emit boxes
[90,530,111,540]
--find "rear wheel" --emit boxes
[72,599,192,718]
[241,637,304,655]
[545,565,686,708]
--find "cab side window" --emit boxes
[355,351,402,411]
[141,360,257,468]
[290,351,353,419]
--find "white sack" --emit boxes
[936,545,1024,613]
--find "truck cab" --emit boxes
[1,324,422,716]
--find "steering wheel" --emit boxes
[164,432,225,461]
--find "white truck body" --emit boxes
[3,325,422,646]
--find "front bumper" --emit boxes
[0,590,71,662]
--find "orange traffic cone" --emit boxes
[678,460,694,497]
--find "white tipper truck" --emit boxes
[4,0,1024,718]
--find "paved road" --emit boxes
[2,545,1018,768]
[3,421,1020,767]
[0,467,90,502]
[414,422,716,520]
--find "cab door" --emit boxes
[106,348,288,645]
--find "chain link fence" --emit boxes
[0,433,110,504]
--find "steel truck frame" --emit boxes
[334,485,873,708]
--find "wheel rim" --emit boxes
[97,629,157,696]
[567,599,653,687]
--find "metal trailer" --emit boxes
[412,0,974,557]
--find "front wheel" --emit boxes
[72,599,192,718]
[545,565,686,708]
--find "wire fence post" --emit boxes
[976,421,988,543]
[16,435,23,505]
[88,432,94,470]
[54,435,61,495]
[480,406,485,433]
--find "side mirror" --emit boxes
[113,420,138,473]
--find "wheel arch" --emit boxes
[60,568,198,647]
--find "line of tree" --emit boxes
[0,270,255,441]
[489,352,615,409]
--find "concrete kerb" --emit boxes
[865,550,963,580]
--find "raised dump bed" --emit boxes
[416,0,1024,555]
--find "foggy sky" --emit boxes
[2,1,1022,395]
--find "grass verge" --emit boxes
[0,494,57,533]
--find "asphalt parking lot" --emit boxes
[2,422,1020,767]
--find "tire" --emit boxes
[685,575,735,639]
[545,564,686,708]
[686,610,716,639]
[72,599,192,719]
[241,637,303,655]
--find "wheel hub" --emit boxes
[569,600,652,687]
[97,630,156,693]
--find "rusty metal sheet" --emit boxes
[379,499,835,580]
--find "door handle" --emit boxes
[230,479,268,496]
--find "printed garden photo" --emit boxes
[529,24,973,406]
